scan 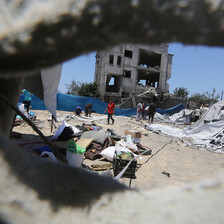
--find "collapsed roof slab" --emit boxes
[137,69,160,84]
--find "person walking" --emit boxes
[148,101,156,124]
[104,99,115,124]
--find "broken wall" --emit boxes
[95,43,173,103]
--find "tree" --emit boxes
[66,80,80,95]
[188,88,219,107]
[66,80,101,98]
[173,87,189,99]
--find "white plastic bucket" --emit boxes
[66,151,84,167]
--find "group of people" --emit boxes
[74,103,93,117]
[136,101,157,123]
[103,99,157,125]
[75,99,157,125]
[21,88,156,126]
[21,89,156,125]
[74,99,116,125]
[20,89,210,127]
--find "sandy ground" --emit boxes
[12,110,224,190]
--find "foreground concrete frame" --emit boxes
[0,0,224,74]
[0,0,224,223]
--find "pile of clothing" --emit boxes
[35,121,109,164]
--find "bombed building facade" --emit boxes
[94,44,173,107]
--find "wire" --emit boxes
[137,139,173,170]
[0,93,66,162]
[114,139,172,181]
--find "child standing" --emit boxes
[104,99,115,124]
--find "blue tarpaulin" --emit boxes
[19,93,184,116]
[157,103,185,115]
[57,93,137,116]
[19,94,46,110]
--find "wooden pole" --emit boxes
[51,115,53,133]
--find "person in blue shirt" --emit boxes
[74,106,82,116]
[21,89,32,112]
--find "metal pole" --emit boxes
[221,91,223,101]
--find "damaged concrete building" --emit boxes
[94,44,173,107]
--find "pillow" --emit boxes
[80,131,108,145]
[101,145,139,162]
[100,146,116,162]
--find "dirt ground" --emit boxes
[12,110,224,190]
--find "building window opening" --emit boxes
[137,69,160,87]
[108,77,115,85]
[138,49,161,69]
[122,92,130,98]
[106,74,121,93]
[109,55,114,64]
[117,56,122,65]
[125,50,133,58]
[124,70,131,78]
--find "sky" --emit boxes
[59,43,224,98]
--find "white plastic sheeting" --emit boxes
[153,109,193,124]
[190,101,224,128]
[146,101,224,153]
[40,152,58,162]
[72,115,107,122]
[51,120,80,140]
[41,64,62,118]
[23,64,62,118]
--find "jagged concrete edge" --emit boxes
[0,0,224,223]
[1,138,224,223]
[0,132,127,208]
[0,0,224,74]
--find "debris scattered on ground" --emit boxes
[90,163,112,171]
[162,171,170,178]
[146,101,224,153]
[11,101,224,189]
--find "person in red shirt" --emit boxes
[104,99,115,124]
[141,102,146,120]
